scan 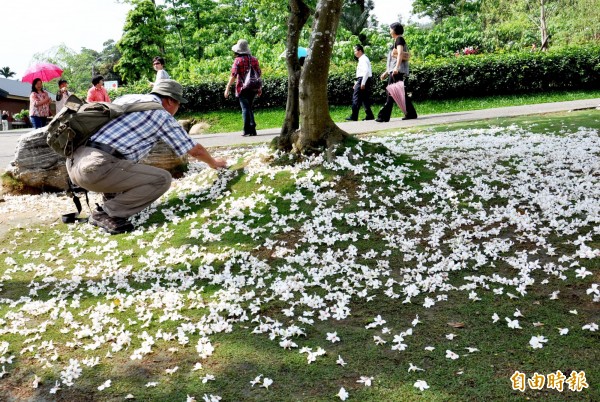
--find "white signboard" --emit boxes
[104,81,118,91]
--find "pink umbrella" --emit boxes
[22,62,64,83]
[386,80,407,114]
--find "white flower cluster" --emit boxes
[0,125,598,397]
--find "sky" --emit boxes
[2,0,415,80]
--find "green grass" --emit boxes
[179,89,600,134]
[0,110,599,401]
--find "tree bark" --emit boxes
[540,0,549,51]
[296,0,347,154]
[278,0,311,151]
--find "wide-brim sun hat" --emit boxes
[151,79,188,104]
[232,39,251,55]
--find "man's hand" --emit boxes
[380,71,388,81]
[209,158,228,169]
[361,84,366,90]
[188,144,228,170]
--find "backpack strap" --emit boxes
[64,177,90,224]
[121,101,164,114]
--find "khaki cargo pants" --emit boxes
[67,146,171,218]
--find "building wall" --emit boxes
[0,98,29,117]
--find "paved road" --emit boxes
[2,98,598,170]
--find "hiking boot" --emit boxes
[89,207,134,235]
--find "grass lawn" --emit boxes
[180,89,600,134]
[0,110,599,401]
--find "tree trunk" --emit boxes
[277,0,311,152]
[296,0,347,154]
[540,0,549,51]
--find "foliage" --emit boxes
[479,0,600,49]
[116,0,168,84]
[0,66,16,79]
[412,0,481,23]
[108,45,600,112]
[13,109,29,120]
[405,16,486,58]
[410,44,600,100]
[340,0,375,44]
[42,42,123,95]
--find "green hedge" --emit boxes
[410,45,600,101]
[116,45,600,112]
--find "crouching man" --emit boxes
[67,79,227,234]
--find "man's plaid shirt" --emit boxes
[89,94,195,162]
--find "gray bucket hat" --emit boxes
[151,79,188,104]
[231,39,251,55]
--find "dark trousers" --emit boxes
[31,116,48,129]
[351,77,374,120]
[377,72,417,121]
[238,89,257,135]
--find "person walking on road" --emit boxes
[346,44,375,121]
[376,22,417,122]
[224,39,262,137]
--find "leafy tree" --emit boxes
[340,0,375,44]
[93,40,122,82]
[162,0,220,61]
[406,16,485,57]
[412,0,480,23]
[0,67,16,79]
[115,0,167,83]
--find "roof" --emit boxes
[0,77,55,100]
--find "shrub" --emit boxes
[109,45,600,111]
[410,45,600,100]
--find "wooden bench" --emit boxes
[10,121,27,129]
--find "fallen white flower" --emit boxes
[414,379,429,391]
[336,387,349,400]
[529,335,548,349]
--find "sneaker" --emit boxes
[402,116,417,120]
[89,208,134,235]
[375,118,389,123]
[345,116,357,121]
[363,116,375,121]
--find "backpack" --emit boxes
[241,56,262,92]
[45,94,164,158]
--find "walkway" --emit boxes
[1,99,599,169]
[190,98,600,147]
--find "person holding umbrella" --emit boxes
[376,22,417,122]
[29,78,52,128]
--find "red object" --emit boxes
[386,80,406,114]
[21,62,64,83]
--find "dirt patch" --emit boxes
[0,189,100,241]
